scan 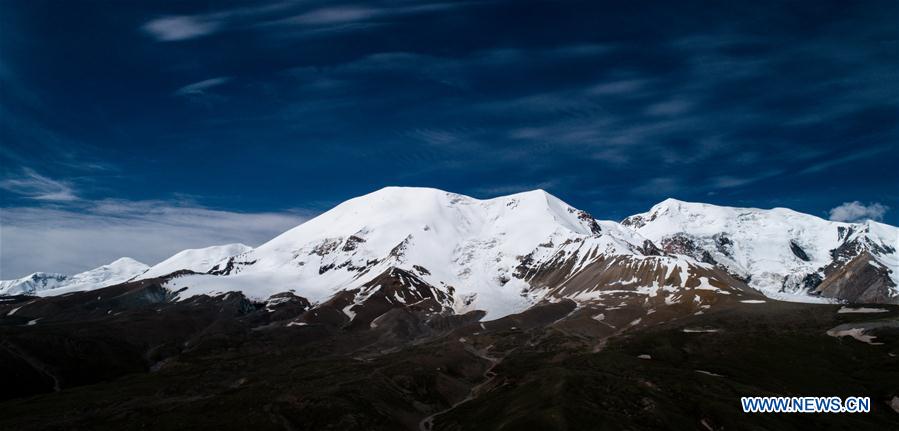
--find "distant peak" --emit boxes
[648,198,695,213]
[654,197,700,208]
[366,186,560,202]
[108,257,147,267]
[506,188,552,199]
[369,186,449,196]
[175,243,251,254]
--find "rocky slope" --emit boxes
[1,273,897,430]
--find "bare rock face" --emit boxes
[301,266,454,330]
[815,252,898,304]
[658,234,718,265]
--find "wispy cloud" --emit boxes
[286,6,382,25]
[645,98,693,117]
[471,180,562,197]
[799,145,892,174]
[263,2,462,29]
[0,200,310,279]
[707,170,783,189]
[174,76,232,97]
[632,177,683,196]
[588,79,648,96]
[142,15,222,41]
[828,201,889,223]
[0,168,78,201]
[140,1,302,41]
[141,1,468,42]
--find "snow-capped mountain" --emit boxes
[4,188,896,318]
[162,187,752,318]
[166,188,640,317]
[0,257,149,296]
[621,198,898,303]
[137,243,252,280]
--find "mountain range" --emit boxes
[4,187,896,311]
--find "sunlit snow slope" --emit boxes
[0,258,149,296]
[622,198,898,302]
[165,187,650,317]
[138,244,252,279]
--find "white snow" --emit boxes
[837,306,889,314]
[165,187,649,318]
[138,243,252,279]
[740,300,767,304]
[7,187,896,321]
[826,327,883,345]
[0,258,149,297]
[624,198,899,302]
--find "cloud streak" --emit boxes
[141,1,467,42]
[174,77,232,96]
[0,168,78,201]
[142,15,221,41]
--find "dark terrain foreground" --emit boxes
[1,277,897,430]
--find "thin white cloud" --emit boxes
[272,2,460,27]
[0,200,309,279]
[828,201,889,223]
[141,1,465,42]
[645,99,693,116]
[471,180,562,197]
[800,145,891,174]
[588,79,648,96]
[142,15,221,41]
[708,170,783,189]
[0,168,78,201]
[174,77,232,96]
[288,6,380,25]
[633,177,683,196]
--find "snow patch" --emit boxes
[837,306,889,314]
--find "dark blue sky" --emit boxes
[1,1,897,276]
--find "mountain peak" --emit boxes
[106,257,147,268]
[624,198,898,301]
[139,243,252,279]
[0,257,149,296]
[364,186,564,206]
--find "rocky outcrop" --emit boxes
[815,252,898,304]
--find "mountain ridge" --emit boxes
[3,187,896,312]
[0,257,149,296]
